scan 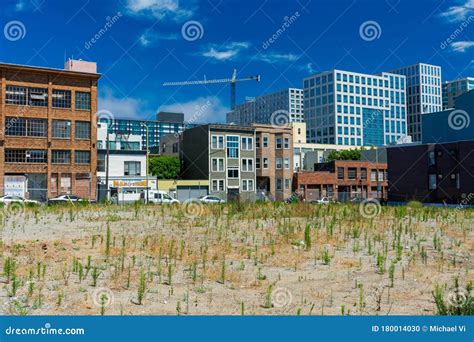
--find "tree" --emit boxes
[148,156,180,179]
[327,149,362,161]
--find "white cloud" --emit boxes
[201,42,250,61]
[254,52,300,64]
[440,0,474,22]
[139,31,178,46]
[99,89,147,120]
[158,96,228,123]
[126,0,194,21]
[450,40,474,52]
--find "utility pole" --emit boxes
[105,127,110,201]
[141,123,149,203]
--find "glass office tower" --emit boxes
[303,69,407,147]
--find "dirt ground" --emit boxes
[0,202,472,316]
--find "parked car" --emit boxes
[47,195,91,205]
[0,195,40,206]
[310,197,332,205]
[198,195,226,204]
[144,191,180,204]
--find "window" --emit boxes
[276,158,282,169]
[212,179,225,191]
[428,151,436,166]
[5,117,47,137]
[124,161,141,176]
[256,158,261,169]
[75,121,91,140]
[263,136,269,147]
[97,154,106,172]
[75,151,91,164]
[371,170,377,181]
[276,178,283,191]
[52,150,71,164]
[28,87,48,107]
[337,167,344,179]
[227,168,239,178]
[5,149,47,163]
[120,141,140,150]
[428,174,437,190]
[256,137,260,148]
[211,135,224,149]
[242,158,254,172]
[75,92,91,110]
[212,158,225,172]
[241,137,253,150]
[5,86,27,105]
[284,158,290,169]
[284,178,291,190]
[226,136,239,158]
[52,120,71,138]
[284,137,290,149]
[242,179,254,191]
[361,168,367,180]
[276,137,282,149]
[52,89,71,108]
[348,167,357,180]
[60,174,72,194]
[263,158,269,169]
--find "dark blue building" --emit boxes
[422,90,473,144]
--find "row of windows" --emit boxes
[4,149,90,164]
[255,136,290,149]
[255,157,290,169]
[211,179,255,192]
[5,118,91,139]
[211,158,254,172]
[5,86,91,110]
[336,167,385,181]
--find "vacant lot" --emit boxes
[0,201,472,315]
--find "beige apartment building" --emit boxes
[254,124,293,201]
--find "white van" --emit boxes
[142,190,180,204]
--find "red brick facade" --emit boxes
[294,160,388,202]
[0,63,100,200]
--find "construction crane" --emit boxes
[163,69,261,110]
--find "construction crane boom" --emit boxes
[163,69,260,110]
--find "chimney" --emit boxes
[64,59,97,73]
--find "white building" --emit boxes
[303,70,407,146]
[227,88,304,125]
[388,63,442,142]
[96,122,156,203]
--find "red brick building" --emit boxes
[294,160,388,202]
[0,61,100,201]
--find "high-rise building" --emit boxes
[442,77,474,109]
[226,88,304,126]
[303,70,407,146]
[98,116,193,150]
[387,63,442,142]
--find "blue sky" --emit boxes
[1,0,473,123]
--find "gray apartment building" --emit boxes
[181,125,256,201]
